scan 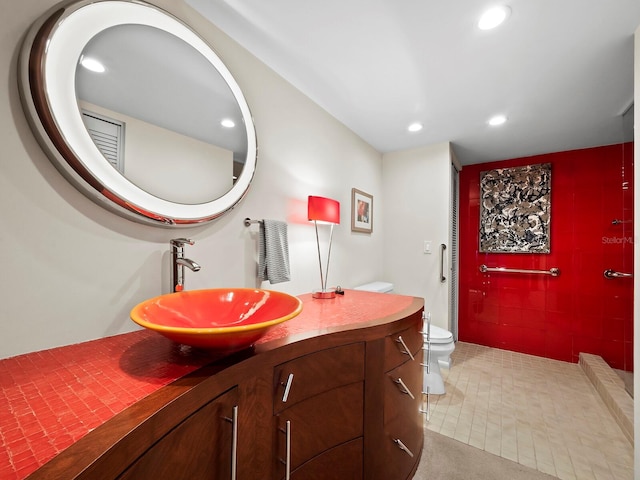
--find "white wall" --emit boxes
[1,0,384,359]
[381,143,453,330]
[80,101,234,204]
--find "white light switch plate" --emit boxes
[424,241,432,254]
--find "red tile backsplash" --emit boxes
[459,143,634,370]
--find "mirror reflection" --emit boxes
[75,24,248,204]
[20,0,257,226]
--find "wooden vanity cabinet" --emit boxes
[27,295,424,480]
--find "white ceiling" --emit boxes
[186,0,640,165]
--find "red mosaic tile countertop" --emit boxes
[0,290,418,480]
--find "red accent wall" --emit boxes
[459,143,634,370]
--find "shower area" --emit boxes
[609,104,635,396]
[457,122,634,387]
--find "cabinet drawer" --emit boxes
[382,413,424,480]
[384,348,423,425]
[276,381,364,476]
[290,437,363,480]
[274,342,365,413]
[384,324,423,372]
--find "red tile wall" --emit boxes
[458,143,634,370]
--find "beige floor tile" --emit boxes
[537,461,559,477]
[608,462,634,479]
[519,452,538,470]
[425,342,633,480]
[591,465,616,480]
[468,429,485,449]
[555,467,577,480]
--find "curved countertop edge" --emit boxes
[25,293,424,480]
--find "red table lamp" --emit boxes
[308,195,340,299]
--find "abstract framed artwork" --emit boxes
[351,188,373,233]
[479,163,551,253]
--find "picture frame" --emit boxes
[351,188,373,233]
[479,163,551,253]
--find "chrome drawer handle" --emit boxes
[395,335,415,361]
[278,420,292,479]
[281,373,294,403]
[231,406,238,480]
[284,420,291,480]
[394,378,415,400]
[394,438,414,458]
[223,405,239,480]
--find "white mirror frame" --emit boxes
[18,0,257,226]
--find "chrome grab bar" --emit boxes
[604,269,633,279]
[479,264,560,277]
[440,244,447,283]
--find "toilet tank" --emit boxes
[353,281,394,293]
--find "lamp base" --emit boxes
[312,288,336,299]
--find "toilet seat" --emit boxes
[353,281,394,293]
[424,325,453,344]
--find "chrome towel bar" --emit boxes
[479,264,560,277]
[243,217,263,227]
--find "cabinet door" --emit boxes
[118,387,239,480]
[276,382,364,479]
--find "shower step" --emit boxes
[579,353,633,444]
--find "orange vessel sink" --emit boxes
[130,288,303,351]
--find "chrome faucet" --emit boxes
[170,238,201,292]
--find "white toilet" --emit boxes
[423,323,455,395]
[353,282,455,394]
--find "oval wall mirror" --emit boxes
[18,0,257,226]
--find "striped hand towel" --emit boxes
[258,220,291,284]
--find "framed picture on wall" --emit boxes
[479,163,551,253]
[351,188,373,233]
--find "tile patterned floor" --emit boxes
[424,342,634,480]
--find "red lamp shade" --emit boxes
[308,196,340,224]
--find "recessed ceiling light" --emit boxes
[478,6,511,30]
[408,122,423,132]
[488,115,507,126]
[221,119,235,128]
[80,56,105,73]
